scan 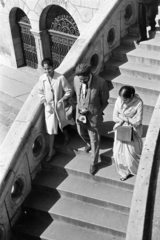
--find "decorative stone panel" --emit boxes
[106,26,117,48]
[0,203,11,240]
[5,154,31,222]
[122,1,135,25]
[27,126,47,178]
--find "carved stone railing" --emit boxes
[0,0,138,239]
[126,94,160,240]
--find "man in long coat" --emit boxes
[73,63,109,174]
[137,0,159,43]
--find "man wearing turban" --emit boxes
[73,63,109,174]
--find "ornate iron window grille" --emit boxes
[49,14,79,69]
[16,9,38,69]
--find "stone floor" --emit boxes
[0,64,39,145]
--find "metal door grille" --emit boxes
[49,30,77,69]
[16,9,38,69]
[48,14,79,69]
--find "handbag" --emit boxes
[116,125,133,142]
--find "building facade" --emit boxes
[0,0,107,70]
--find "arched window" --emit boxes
[16,8,38,69]
[40,5,80,69]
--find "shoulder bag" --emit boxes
[116,125,133,142]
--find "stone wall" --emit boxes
[0,0,108,68]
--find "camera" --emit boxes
[77,108,88,124]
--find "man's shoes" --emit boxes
[84,144,91,153]
[136,36,147,44]
[89,164,97,175]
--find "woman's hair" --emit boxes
[41,57,53,67]
[119,85,135,99]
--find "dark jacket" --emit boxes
[74,74,109,127]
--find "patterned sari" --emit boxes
[113,94,143,178]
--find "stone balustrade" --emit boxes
[0,0,146,239]
[126,94,160,240]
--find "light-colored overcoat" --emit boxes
[39,71,74,134]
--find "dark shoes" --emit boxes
[136,36,147,44]
[84,144,91,153]
[89,164,97,175]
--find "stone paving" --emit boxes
[0,64,39,145]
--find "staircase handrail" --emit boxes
[126,93,160,240]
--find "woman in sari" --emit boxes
[113,86,143,181]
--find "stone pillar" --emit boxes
[40,29,52,59]
[30,29,44,71]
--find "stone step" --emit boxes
[54,128,114,156]
[103,73,160,97]
[33,170,132,214]
[127,48,160,66]
[113,46,160,66]
[154,30,160,39]
[137,38,160,52]
[105,58,160,81]
[119,61,160,81]
[109,88,157,113]
[13,212,119,240]
[104,58,160,82]
[23,191,128,239]
[41,151,136,191]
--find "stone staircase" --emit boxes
[12,25,160,240]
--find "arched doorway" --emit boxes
[16,8,38,69]
[10,8,38,69]
[40,5,80,69]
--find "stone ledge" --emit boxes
[126,93,160,240]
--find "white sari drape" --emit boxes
[113,94,143,177]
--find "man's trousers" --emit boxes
[138,3,158,39]
[77,123,100,165]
